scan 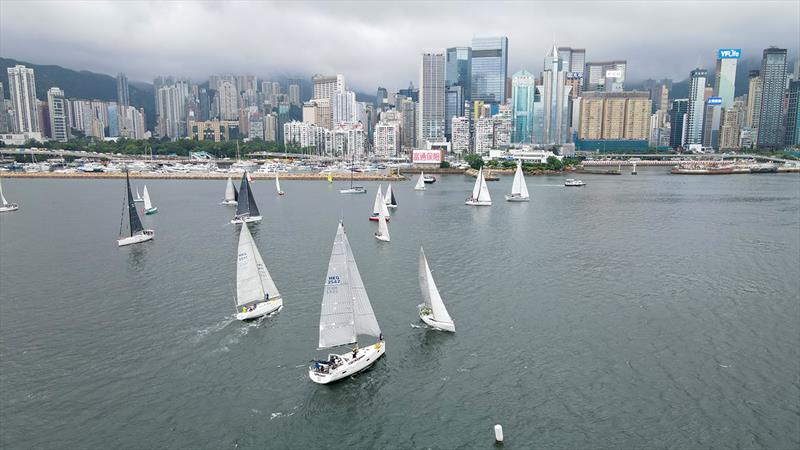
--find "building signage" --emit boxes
[707,97,723,105]
[566,72,584,80]
[605,70,623,79]
[412,149,443,164]
[718,48,741,59]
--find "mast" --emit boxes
[122,170,144,237]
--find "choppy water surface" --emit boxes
[1,169,798,448]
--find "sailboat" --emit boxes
[221,176,238,205]
[142,185,158,214]
[234,223,283,320]
[369,185,390,221]
[276,174,285,196]
[0,177,19,212]
[374,210,390,242]
[414,172,426,191]
[340,154,366,194]
[309,222,385,385]
[117,170,154,246]
[231,171,262,224]
[134,187,144,203]
[505,160,530,202]
[465,166,492,206]
[384,184,398,209]
[418,247,454,332]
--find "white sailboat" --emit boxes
[374,210,390,242]
[384,183,398,209]
[231,171,262,224]
[414,172,426,191]
[221,176,238,205]
[309,222,385,384]
[276,174,285,196]
[234,223,283,320]
[142,185,158,214]
[465,166,492,206]
[505,160,530,202]
[117,170,154,246]
[418,247,454,332]
[134,187,144,203]
[369,185,390,221]
[0,177,19,212]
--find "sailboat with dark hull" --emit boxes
[231,171,262,224]
[117,171,154,246]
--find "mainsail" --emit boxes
[344,227,381,339]
[224,177,236,202]
[318,223,357,349]
[143,185,153,210]
[415,172,425,190]
[235,172,260,217]
[372,185,384,215]
[511,161,529,198]
[384,184,393,205]
[419,247,453,325]
[120,171,144,237]
[377,210,390,241]
[236,223,281,307]
[470,167,491,202]
[0,177,7,205]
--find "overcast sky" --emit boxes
[1,0,798,93]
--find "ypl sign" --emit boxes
[718,48,741,59]
[707,97,723,105]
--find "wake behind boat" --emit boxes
[465,167,492,206]
[276,174,285,196]
[232,171,262,224]
[0,177,19,212]
[221,176,238,205]
[234,223,282,320]
[418,247,455,332]
[309,222,385,385]
[117,170,154,246]
[505,160,530,202]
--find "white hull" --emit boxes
[133,198,144,203]
[414,186,426,191]
[231,215,263,225]
[340,188,367,194]
[117,230,154,247]
[220,200,238,206]
[0,204,19,212]
[420,312,455,333]
[236,299,282,321]
[387,204,397,209]
[505,195,530,202]
[374,233,390,242]
[309,341,386,384]
[465,199,492,206]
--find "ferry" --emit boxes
[564,179,586,187]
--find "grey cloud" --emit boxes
[1,0,797,93]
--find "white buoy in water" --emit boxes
[494,424,504,443]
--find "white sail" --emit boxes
[318,223,357,349]
[384,184,393,205]
[377,210,390,241]
[275,175,282,193]
[477,169,491,202]
[415,172,425,190]
[224,177,236,201]
[470,167,483,199]
[344,228,382,339]
[372,184,384,215]
[135,187,142,200]
[419,248,453,325]
[380,193,390,218]
[510,161,529,198]
[143,185,153,210]
[236,223,281,307]
[0,177,7,205]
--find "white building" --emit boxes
[312,74,345,100]
[451,116,470,154]
[284,120,329,154]
[331,122,365,157]
[47,87,69,142]
[419,51,446,147]
[374,121,401,157]
[7,65,40,133]
[332,90,357,125]
[474,117,495,153]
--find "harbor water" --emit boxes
[1,169,798,448]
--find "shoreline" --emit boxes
[0,172,408,181]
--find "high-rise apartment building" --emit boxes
[374,121,401,157]
[685,69,707,146]
[397,96,417,149]
[331,90,357,126]
[312,74,345,100]
[117,73,130,109]
[785,81,800,146]
[470,36,508,104]
[46,87,69,141]
[757,47,788,148]
[419,51,446,146]
[669,99,689,148]
[511,70,536,143]
[577,91,652,140]
[0,82,8,133]
[7,65,40,133]
[375,87,388,112]
[451,116,470,154]
[746,70,763,130]
[288,83,301,106]
[585,61,626,92]
[719,100,746,150]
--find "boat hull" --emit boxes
[236,299,282,321]
[231,215,263,225]
[145,207,158,215]
[133,199,144,203]
[414,187,426,191]
[368,215,390,222]
[117,230,155,247]
[505,195,530,202]
[465,199,492,206]
[420,313,455,333]
[374,233,390,242]
[309,341,386,385]
[220,200,238,206]
[340,188,367,194]
[0,204,19,212]
[387,204,397,209]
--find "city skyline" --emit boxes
[1,1,798,93]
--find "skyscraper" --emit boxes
[470,36,508,104]
[669,99,689,148]
[419,51,446,145]
[757,47,788,148]
[375,87,388,112]
[331,90,357,125]
[715,49,739,107]
[445,46,472,139]
[117,73,130,109]
[585,61,627,92]
[746,70,763,130]
[785,81,800,146]
[312,74,344,100]
[7,64,40,133]
[288,83,301,106]
[558,47,586,98]
[511,70,536,143]
[444,85,464,140]
[536,45,572,145]
[685,69,707,146]
[46,87,68,142]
